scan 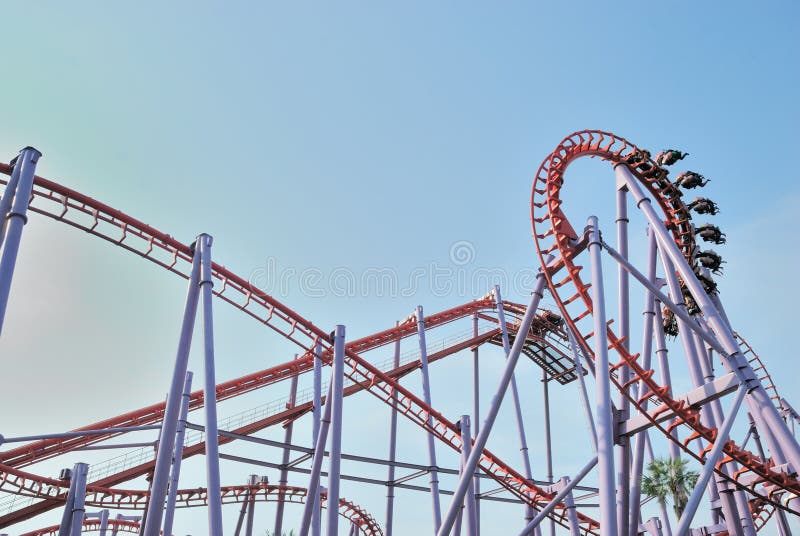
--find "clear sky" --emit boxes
[0,1,798,534]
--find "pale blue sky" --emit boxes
[1,2,798,534]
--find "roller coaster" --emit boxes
[0,130,797,535]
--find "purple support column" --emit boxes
[385,324,400,536]
[471,313,481,534]
[416,306,443,531]
[326,325,346,536]
[198,234,223,535]
[542,368,554,536]
[69,463,89,536]
[162,372,194,536]
[99,510,109,536]
[691,332,752,536]
[629,229,657,536]
[675,387,748,535]
[615,186,631,536]
[244,475,256,536]
[493,285,536,525]
[0,153,23,244]
[57,464,79,536]
[558,477,580,536]
[299,362,336,536]
[143,244,202,536]
[312,342,323,536]
[233,477,250,536]
[586,216,618,536]
[0,147,41,336]
[518,457,598,536]
[438,271,548,536]
[459,416,477,536]
[565,327,597,450]
[274,355,300,536]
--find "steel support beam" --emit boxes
[162,372,194,536]
[437,270,547,536]
[274,355,300,536]
[494,285,537,525]
[326,325,346,536]
[675,386,747,536]
[518,457,598,536]
[198,234,223,535]
[299,359,336,536]
[620,373,738,436]
[142,243,202,536]
[385,324,400,536]
[416,305,443,531]
[0,146,41,336]
[312,342,323,536]
[471,313,481,534]
[587,216,618,536]
[459,416,477,536]
[615,185,631,536]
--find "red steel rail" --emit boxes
[17,483,380,536]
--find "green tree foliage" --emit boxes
[641,457,699,518]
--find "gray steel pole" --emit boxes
[198,234,223,536]
[617,163,800,472]
[565,327,597,450]
[0,147,41,336]
[675,386,747,536]
[326,325,347,536]
[615,186,631,536]
[542,367,554,536]
[275,355,300,536]
[0,156,22,250]
[163,372,194,536]
[299,363,336,536]
[437,271,547,536]
[559,477,580,536]
[629,229,658,536]
[312,342,323,536]
[99,510,109,536]
[143,244,202,536]
[70,463,89,536]
[586,216,618,536]
[494,286,537,525]
[385,324,400,536]
[459,416,477,536]
[691,332,749,536]
[244,475,256,536]
[58,466,79,536]
[471,313,481,534]
[415,305,443,531]
[518,456,598,536]
[233,486,249,536]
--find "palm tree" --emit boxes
[641,457,699,518]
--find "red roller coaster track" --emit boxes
[0,130,796,534]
